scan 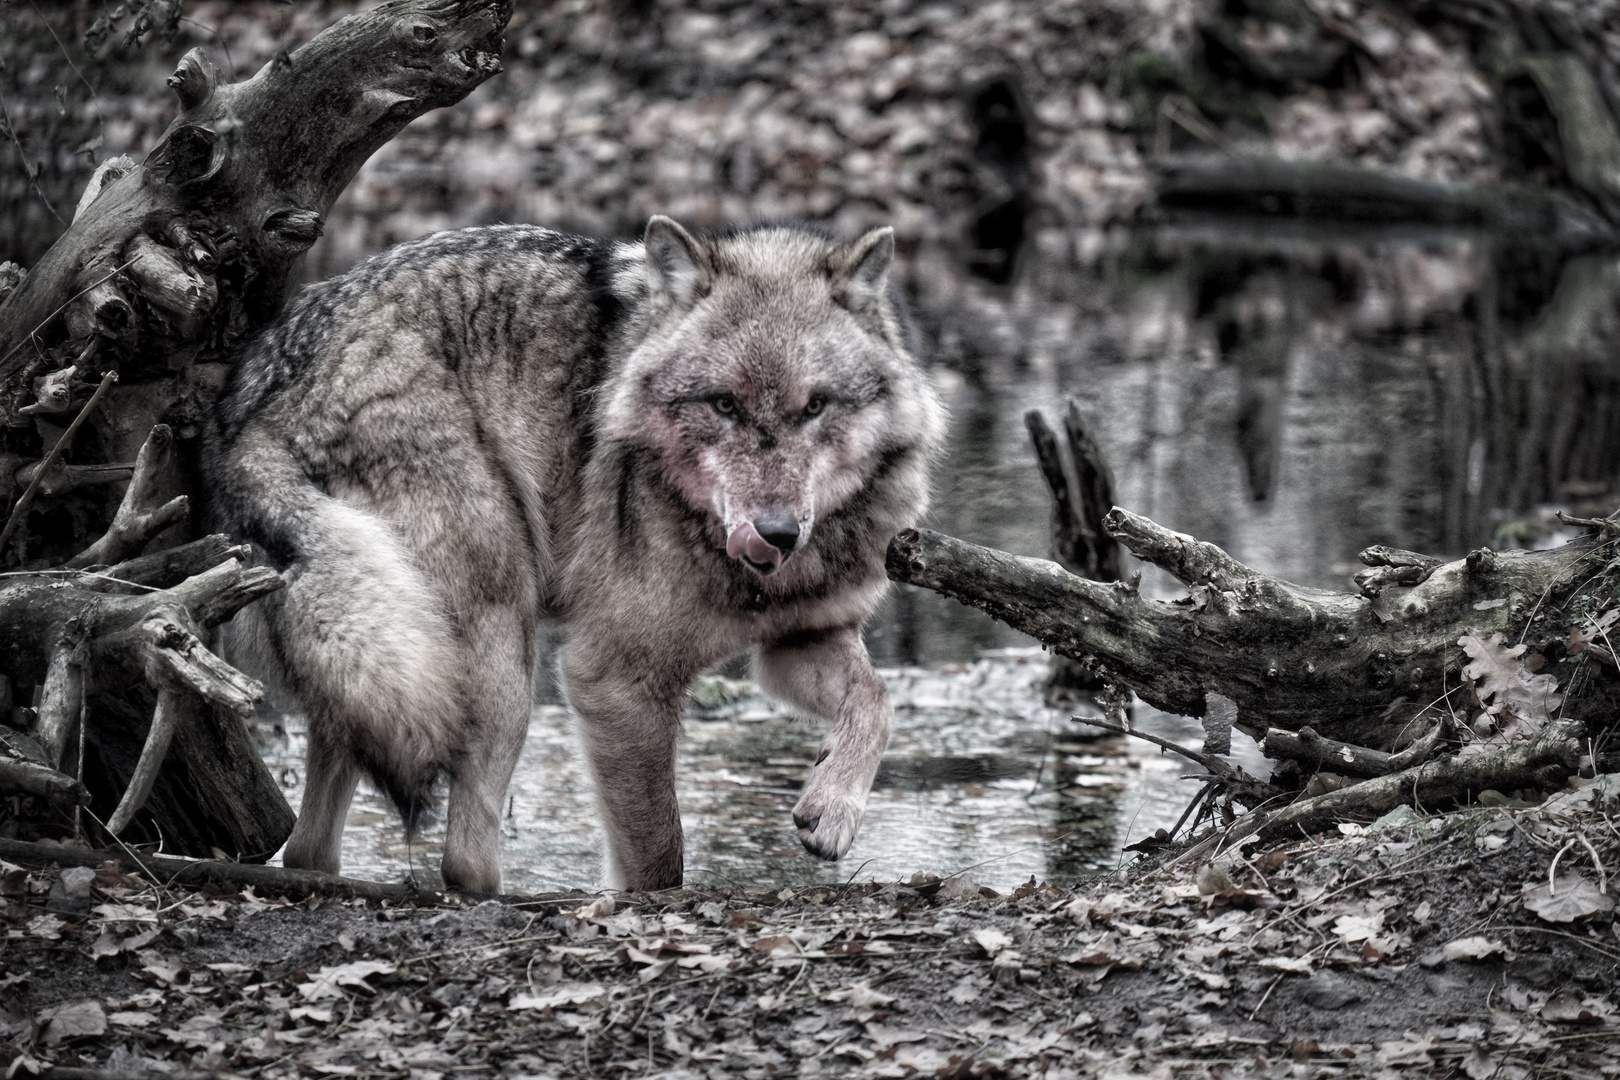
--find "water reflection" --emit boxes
[875,222,1620,663]
[261,223,1620,892]
[260,652,1214,894]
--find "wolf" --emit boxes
[205,217,946,893]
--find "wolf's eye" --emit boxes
[803,396,826,418]
[713,395,737,416]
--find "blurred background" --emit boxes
[5,0,1620,888]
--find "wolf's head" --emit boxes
[602,217,945,579]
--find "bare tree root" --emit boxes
[65,425,189,570]
[0,521,285,853]
[1,0,515,857]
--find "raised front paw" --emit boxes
[791,781,867,861]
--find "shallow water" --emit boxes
[262,222,1620,893]
[260,652,1243,894]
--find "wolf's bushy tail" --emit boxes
[212,425,463,829]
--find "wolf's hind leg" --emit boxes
[558,637,685,891]
[282,720,361,875]
[441,607,534,894]
[756,626,891,861]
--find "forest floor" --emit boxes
[4,779,1619,1078]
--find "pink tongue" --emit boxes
[726,522,783,569]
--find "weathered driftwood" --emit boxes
[1260,722,1445,780]
[886,511,1589,748]
[0,756,85,809]
[0,525,288,856]
[1025,401,1124,700]
[0,0,514,856]
[1242,719,1585,847]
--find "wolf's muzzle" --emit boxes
[726,516,801,574]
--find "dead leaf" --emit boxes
[39,1001,105,1046]
[1377,1035,1437,1065]
[138,952,188,987]
[1333,911,1386,942]
[88,932,123,960]
[938,873,980,900]
[509,982,606,1010]
[1540,990,1607,1022]
[675,953,734,973]
[1196,863,1235,894]
[970,927,1013,957]
[864,1022,928,1049]
[26,914,65,940]
[1258,956,1313,974]
[826,980,896,1022]
[1522,875,1615,923]
[297,959,397,1001]
[575,894,615,920]
[1442,936,1509,961]
[1459,631,1562,731]
[1462,1047,1499,1080]
[107,1010,157,1028]
[750,934,798,957]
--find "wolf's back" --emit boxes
[204,250,473,826]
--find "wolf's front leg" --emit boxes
[558,639,686,891]
[756,626,891,861]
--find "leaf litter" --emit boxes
[4,772,1619,1078]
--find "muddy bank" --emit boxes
[4,779,1617,1077]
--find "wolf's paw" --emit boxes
[791,787,866,861]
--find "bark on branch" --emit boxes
[887,513,1587,747]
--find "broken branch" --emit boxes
[0,366,116,554]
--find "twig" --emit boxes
[1168,781,1215,842]
[1556,511,1620,537]
[105,688,183,836]
[0,363,116,553]
[1248,975,1281,1021]
[1549,838,1575,894]
[1577,832,1608,895]
[1073,713,1278,806]
[1483,924,1620,964]
[0,86,65,225]
[1072,714,1226,775]
[27,0,107,135]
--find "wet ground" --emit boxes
[259,652,1271,895]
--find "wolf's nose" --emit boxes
[754,515,800,553]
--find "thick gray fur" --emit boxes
[205,218,946,892]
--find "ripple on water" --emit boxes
[257,649,1268,893]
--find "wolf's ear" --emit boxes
[643,215,710,308]
[832,226,895,315]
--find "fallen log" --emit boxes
[886,511,1594,748]
[0,837,593,907]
